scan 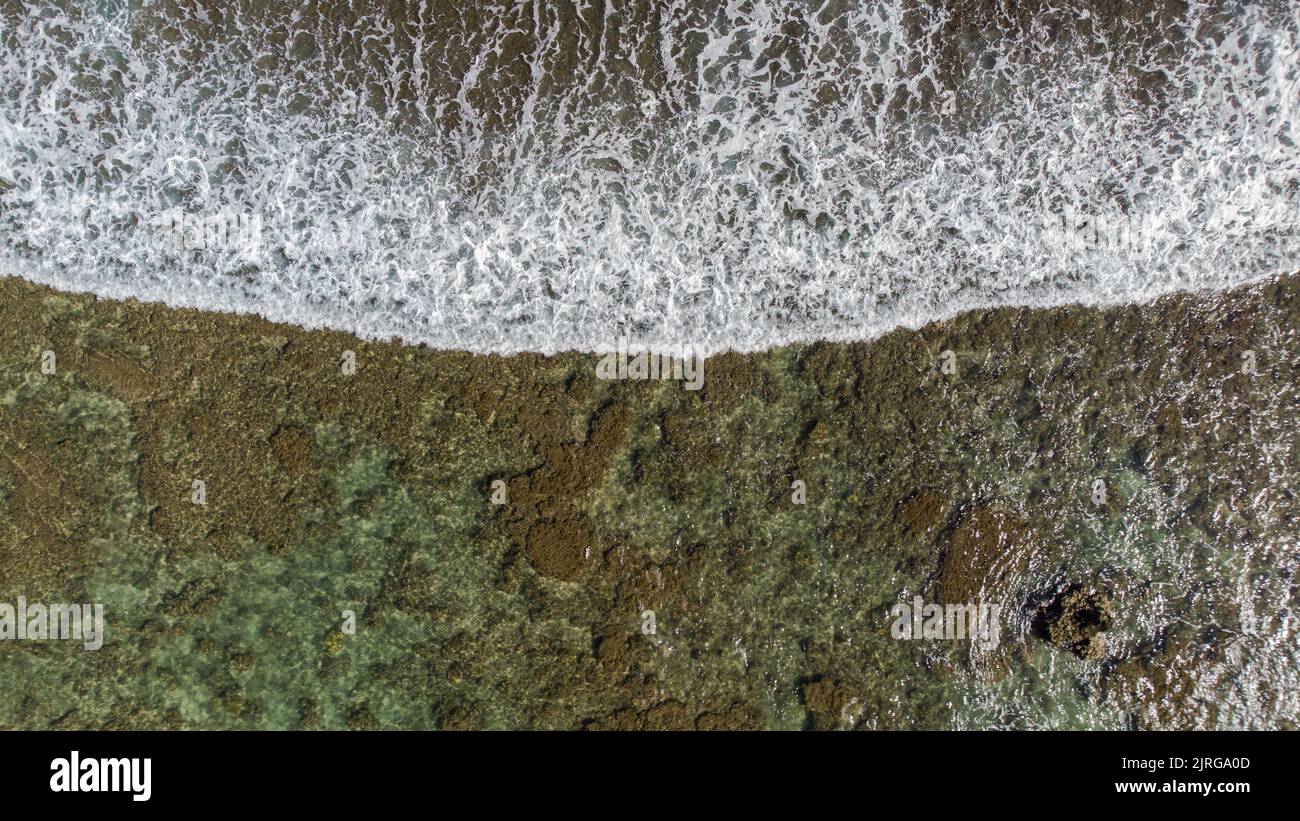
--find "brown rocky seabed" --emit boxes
[0,272,1296,729]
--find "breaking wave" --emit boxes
[1,0,1297,354]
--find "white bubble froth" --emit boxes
[1,1,1297,354]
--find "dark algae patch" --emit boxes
[0,273,1297,729]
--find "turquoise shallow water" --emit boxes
[0,273,1294,729]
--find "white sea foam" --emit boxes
[0,0,1297,354]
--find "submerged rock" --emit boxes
[1038,585,1114,660]
[800,676,862,731]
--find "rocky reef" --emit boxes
[0,272,1296,729]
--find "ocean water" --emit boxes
[1,0,1297,355]
[0,2,1297,731]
